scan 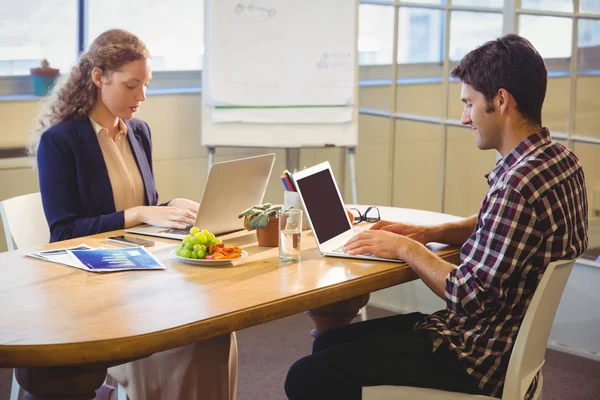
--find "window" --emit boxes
[449,11,503,61]
[358,4,394,65]
[453,0,503,7]
[0,0,77,76]
[581,0,600,13]
[398,8,444,63]
[519,15,573,58]
[88,0,204,71]
[579,19,600,70]
[0,0,204,78]
[406,0,444,4]
[521,0,573,12]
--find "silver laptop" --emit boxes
[126,153,276,240]
[292,161,402,262]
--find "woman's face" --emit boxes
[96,58,152,120]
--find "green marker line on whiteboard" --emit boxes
[214,104,350,109]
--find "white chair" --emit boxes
[0,192,124,400]
[0,193,50,400]
[363,258,576,400]
[0,192,49,252]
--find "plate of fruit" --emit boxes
[174,227,247,266]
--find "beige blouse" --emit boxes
[89,117,146,212]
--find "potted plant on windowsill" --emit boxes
[30,59,60,96]
[238,203,290,247]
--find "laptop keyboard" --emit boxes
[331,245,372,257]
[161,226,192,236]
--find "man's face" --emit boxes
[98,58,152,120]
[460,83,501,151]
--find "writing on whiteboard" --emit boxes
[317,52,351,69]
[235,3,276,18]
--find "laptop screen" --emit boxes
[295,168,351,244]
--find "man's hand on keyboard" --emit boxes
[344,230,422,260]
[369,220,433,245]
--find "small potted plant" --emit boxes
[30,59,60,96]
[238,203,289,247]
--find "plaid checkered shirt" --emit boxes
[414,128,588,398]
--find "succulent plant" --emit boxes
[238,203,292,230]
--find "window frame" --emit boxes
[0,0,203,98]
[358,0,600,213]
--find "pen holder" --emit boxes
[284,191,310,231]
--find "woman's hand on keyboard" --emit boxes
[168,198,200,214]
[125,206,196,229]
[369,220,432,245]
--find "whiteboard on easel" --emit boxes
[205,0,355,107]
[201,0,358,148]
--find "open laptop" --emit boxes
[292,161,402,262]
[126,153,276,240]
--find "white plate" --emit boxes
[173,250,248,266]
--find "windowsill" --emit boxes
[359,77,444,86]
[357,70,600,87]
[2,68,600,101]
[0,86,203,103]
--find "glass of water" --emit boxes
[279,208,303,262]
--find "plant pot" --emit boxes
[30,68,60,96]
[256,217,279,247]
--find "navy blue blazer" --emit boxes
[37,118,160,242]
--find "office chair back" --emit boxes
[0,192,49,251]
[502,258,575,399]
[363,258,576,400]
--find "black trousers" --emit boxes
[284,312,484,400]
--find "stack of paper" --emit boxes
[27,245,165,273]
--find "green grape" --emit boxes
[191,250,198,259]
[184,242,194,250]
[183,234,191,243]
[199,244,206,251]
[194,233,208,245]
[190,236,200,246]
[213,238,222,244]
[193,244,201,252]
[206,240,214,246]
[182,249,192,258]
[175,247,182,256]
[206,232,216,241]
[197,249,206,258]
[190,226,200,235]
[201,229,209,237]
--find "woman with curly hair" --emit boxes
[29,29,237,400]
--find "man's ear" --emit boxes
[91,67,104,88]
[497,88,510,113]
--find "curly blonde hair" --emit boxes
[28,29,150,158]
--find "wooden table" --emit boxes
[0,206,461,399]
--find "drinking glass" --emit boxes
[279,209,303,262]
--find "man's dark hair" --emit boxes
[451,34,547,126]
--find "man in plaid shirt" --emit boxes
[285,34,588,400]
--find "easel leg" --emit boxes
[207,147,215,179]
[347,147,357,205]
[285,148,300,173]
